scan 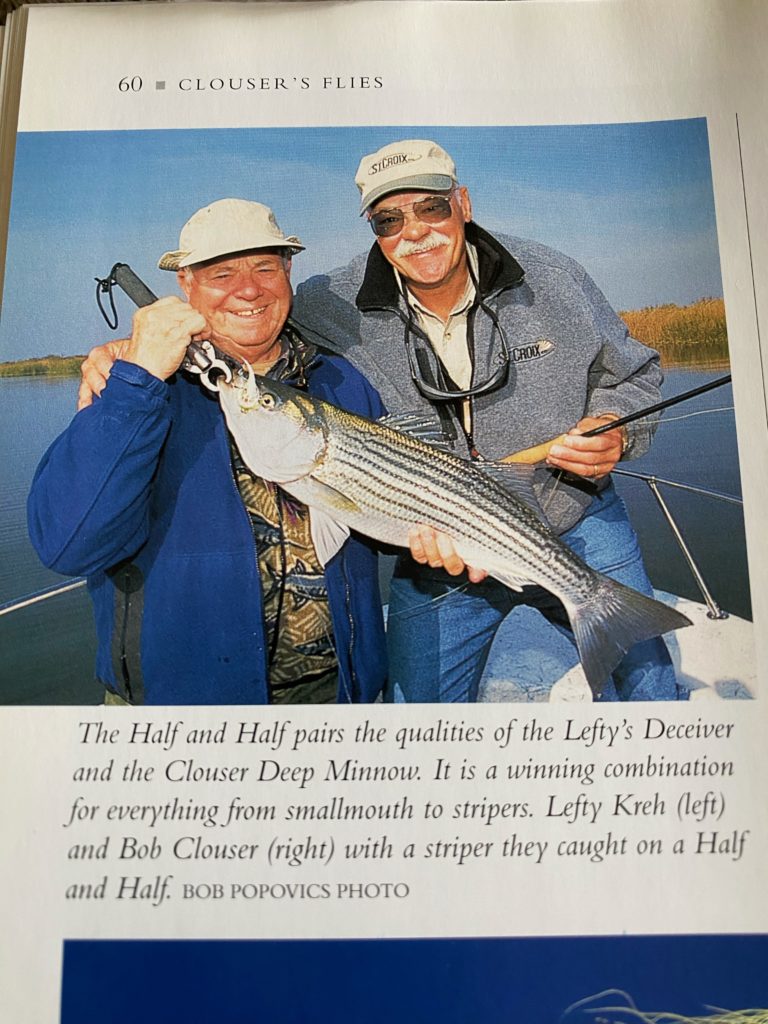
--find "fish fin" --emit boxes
[310,509,350,567]
[444,540,531,594]
[378,410,454,451]
[568,578,692,697]
[488,571,528,593]
[458,541,535,593]
[302,478,362,515]
[477,461,546,521]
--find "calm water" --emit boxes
[0,378,101,704]
[613,367,748,621]
[0,370,749,704]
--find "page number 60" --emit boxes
[119,77,143,92]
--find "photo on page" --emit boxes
[0,120,754,708]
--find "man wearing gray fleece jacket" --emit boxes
[293,138,683,704]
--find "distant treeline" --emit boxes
[0,355,85,377]
[620,298,728,366]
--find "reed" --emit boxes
[620,299,728,366]
[0,355,84,377]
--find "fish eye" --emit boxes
[260,393,276,410]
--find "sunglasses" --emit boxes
[368,192,456,238]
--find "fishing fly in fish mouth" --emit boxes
[217,368,692,699]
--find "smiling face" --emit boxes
[179,249,292,367]
[371,186,473,294]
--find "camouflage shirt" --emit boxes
[230,326,337,704]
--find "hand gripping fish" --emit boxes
[218,368,691,697]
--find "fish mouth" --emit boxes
[240,362,260,409]
[220,355,261,409]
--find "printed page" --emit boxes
[0,1,766,1020]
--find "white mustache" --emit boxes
[393,231,451,258]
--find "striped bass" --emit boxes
[218,369,691,697]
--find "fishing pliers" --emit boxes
[96,262,233,391]
[181,338,234,392]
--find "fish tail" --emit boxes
[568,578,692,697]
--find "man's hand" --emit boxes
[77,296,210,411]
[407,525,488,583]
[77,339,127,410]
[121,296,209,382]
[545,414,626,481]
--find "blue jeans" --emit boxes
[385,484,685,703]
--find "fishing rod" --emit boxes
[581,373,732,437]
[505,373,732,464]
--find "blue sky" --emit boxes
[0,120,722,361]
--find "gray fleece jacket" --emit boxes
[292,223,662,533]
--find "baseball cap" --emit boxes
[355,139,458,212]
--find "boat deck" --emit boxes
[480,592,755,702]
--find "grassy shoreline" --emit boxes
[0,355,85,378]
[619,297,729,365]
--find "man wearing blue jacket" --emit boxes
[292,139,684,703]
[28,199,387,706]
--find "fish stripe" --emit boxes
[327,426,556,573]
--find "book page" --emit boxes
[1,2,766,1020]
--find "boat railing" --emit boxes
[0,577,86,618]
[0,471,744,624]
[613,468,742,620]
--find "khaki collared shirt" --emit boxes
[397,244,478,432]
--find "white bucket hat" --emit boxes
[355,139,458,212]
[158,198,304,271]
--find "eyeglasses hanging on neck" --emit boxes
[401,252,511,401]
